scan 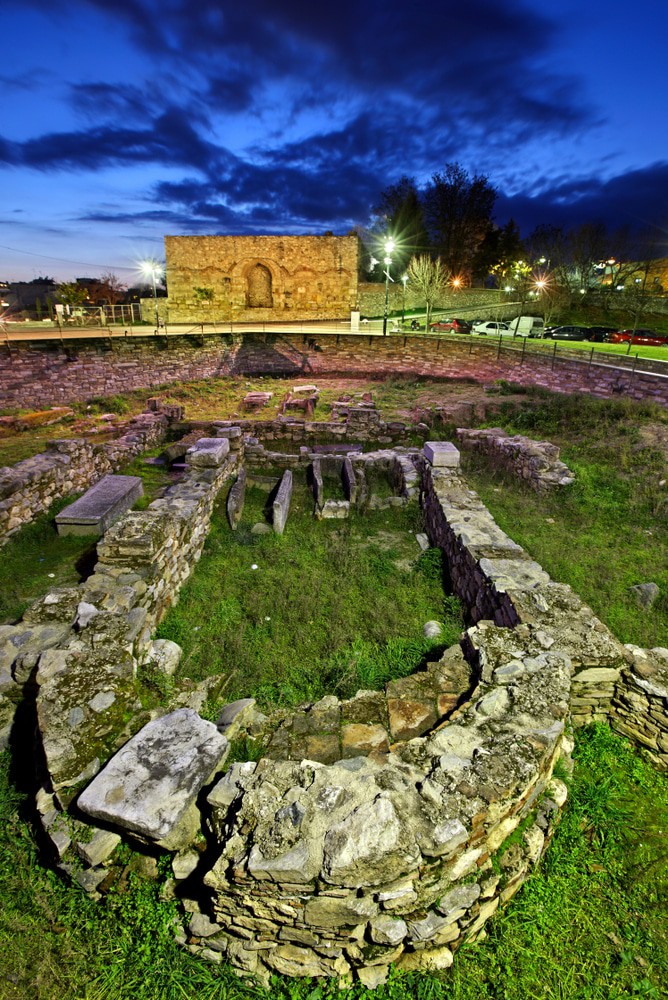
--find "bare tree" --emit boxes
[99,272,127,305]
[407,255,450,330]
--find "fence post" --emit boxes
[497,334,502,359]
[521,337,526,363]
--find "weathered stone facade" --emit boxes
[164,235,361,323]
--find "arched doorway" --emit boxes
[247,263,273,308]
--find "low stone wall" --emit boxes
[0,411,170,546]
[2,432,666,990]
[456,428,575,492]
[2,333,667,410]
[0,437,240,789]
[610,646,668,769]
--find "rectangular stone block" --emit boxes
[55,475,143,537]
[186,438,230,467]
[424,442,460,468]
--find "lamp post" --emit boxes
[140,259,163,331]
[382,238,395,336]
[401,273,408,326]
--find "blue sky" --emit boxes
[1,0,667,281]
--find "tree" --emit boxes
[476,219,525,285]
[407,254,450,330]
[423,164,497,281]
[56,282,89,307]
[370,176,430,279]
[98,272,127,305]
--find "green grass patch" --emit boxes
[463,394,668,648]
[0,497,97,624]
[156,485,461,710]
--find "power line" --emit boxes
[0,243,161,272]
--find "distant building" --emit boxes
[163,234,361,323]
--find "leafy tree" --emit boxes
[370,176,430,279]
[407,254,450,330]
[474,219,525,284]
[423,164,497,281]
[56,282,89,307]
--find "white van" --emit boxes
[507,316,545,338]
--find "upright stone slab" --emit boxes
[55,475,143,537]
[272,470,293,534]
[186,438,230,468]
[226,469,247,529]
[310,459,324,513]
[342,457,357,503]
[424,442,460,468]
[78,708,230,850]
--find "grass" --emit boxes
[156,482,460,710]
[0,496,97,624]
[0,384,667,996]
[0,450,172,625]
[1,723,666,1000]
[461,393,668,648]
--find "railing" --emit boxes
[3,319,667,379]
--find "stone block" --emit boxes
[272,470,293,534]
[186,438,230,467]
[55,475,143,537]
[424,442,460,468]
[78,708,230,850]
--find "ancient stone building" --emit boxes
[164,235,361,322]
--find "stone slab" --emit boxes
[55,475,143,537]
[272,470,293,534]
[77,708,229,849]
[186,438,230,468]
[424,442,460,468]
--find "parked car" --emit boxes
[586,326,617,343]
[544,325,589,341]
[430,317,471,333]
[507,316,545,338]
[608,329,668,346]
[471,321,510,335]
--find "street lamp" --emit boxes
[140,259,163,331]
[401,273,408,326]
[382,238,395,336]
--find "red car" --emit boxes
[608,329,668,346]
[430,318,471,334]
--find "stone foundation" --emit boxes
[0,426,665,988]
[0,410,171,546]
[456,428,575,491]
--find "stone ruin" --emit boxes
[0,422,666,989]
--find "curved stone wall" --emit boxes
[1,333,667,409]
[0,427,664,989]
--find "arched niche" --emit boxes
[247,263,273,308]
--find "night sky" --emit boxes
[2,0,667,281]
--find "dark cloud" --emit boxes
[497,162,668,234]
[0,106,221,171]
[5,0,664,260]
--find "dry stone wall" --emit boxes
[2,333,667,410]
[456,428,575,492]
[1,425,666,990]
[0,411,170,546]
